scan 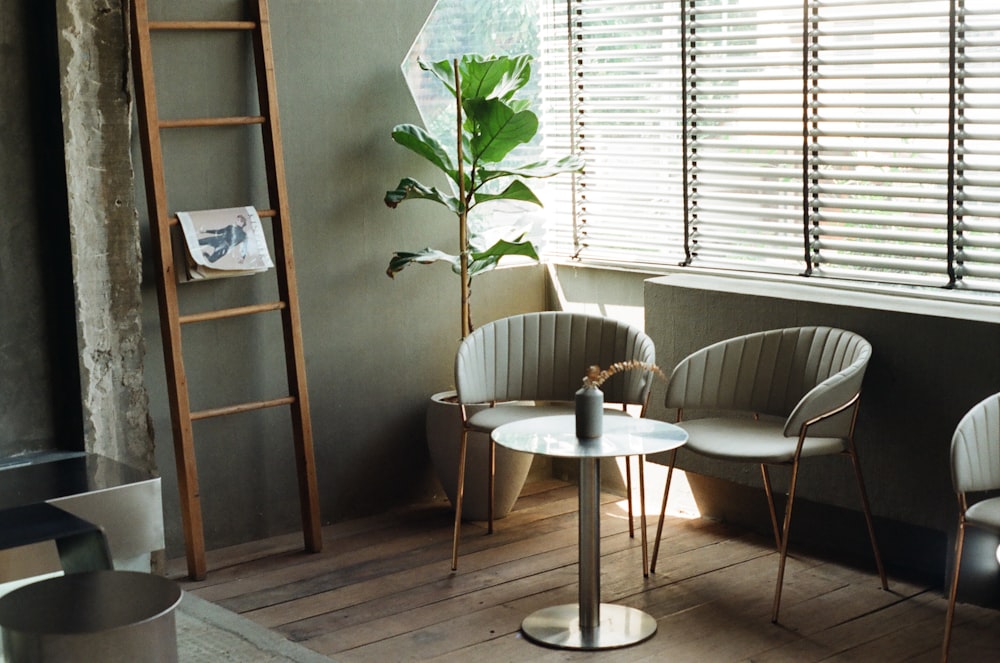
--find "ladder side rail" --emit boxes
[249,0,323,553]
[129,0,207,580]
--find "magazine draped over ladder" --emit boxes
[177,206,274,280]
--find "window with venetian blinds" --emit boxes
[542,0,1000,297]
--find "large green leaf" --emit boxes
[388,237,539,279]
[507,98,531,114]
[419,58,458,96]
[474,179,543,207]
[465,98,538,164]
[386,248,459,278]
[459,55,532,102]
[384,178,462,214]
[390,124,455,177]
[468,238,540,277]
[478,155,585,182]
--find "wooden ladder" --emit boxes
[129,0,322,579]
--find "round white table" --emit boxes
[492,414,687,650]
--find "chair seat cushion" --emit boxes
[466,402,634,433]
[662,416,848,464]
[966,496,1000,531]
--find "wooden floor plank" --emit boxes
[241,491,610,626]
[209,485,586,611]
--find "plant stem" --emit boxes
[454,59,471,338]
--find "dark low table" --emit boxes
[0,451,163,582]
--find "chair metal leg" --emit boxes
[770,441,886,622]
[760,464,782,551]
[771,458,802,623]
[942,519,966,663]
[847,443,889,590]
[451,429,469,571]
[487,437,495,535]
[650,448,678,574]
[639,455,649,577]
[626,456,635,538]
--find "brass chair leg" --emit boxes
[942,520,966,663]
[639,455,649,577]
[650,448,678,574]
[768,441,886,622]
[626,456,635,538]
[761,464,782,550]
[771,458,802,623]
[487,436,495,535]
[451,429,469,571]
[847,443,889,590]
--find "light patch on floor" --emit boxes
[612,458,700,520]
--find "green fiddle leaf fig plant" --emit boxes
[384,53,584,338]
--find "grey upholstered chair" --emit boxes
[646,326,888,622]
[942,392,1000,663]
[452,311,658,571]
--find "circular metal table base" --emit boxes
[520,603,657,650]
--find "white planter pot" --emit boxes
[426,390,534,521]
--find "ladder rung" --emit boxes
[179,302,286,325]
[148,21,256,31]
[191,396,296,421]
[160,116,266,129]
[169,209,275,226]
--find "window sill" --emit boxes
[547,258,1000,323]
[644,269,1000,325]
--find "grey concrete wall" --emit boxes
[645,272,1000,581]
[1,1,82,456]
[1,0,154,470]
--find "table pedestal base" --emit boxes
[520,603,657,650]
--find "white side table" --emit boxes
[492,414,687,650]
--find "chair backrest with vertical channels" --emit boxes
[455,312,656,407]
[951,392,1000,494]
[664,327,872,437]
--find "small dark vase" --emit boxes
[575,384,604,439]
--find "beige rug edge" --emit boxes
[177,591,335,663]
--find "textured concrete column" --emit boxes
[55,0,154,474]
